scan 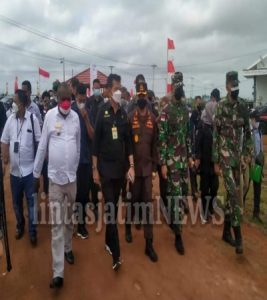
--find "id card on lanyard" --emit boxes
[112,126,118,140]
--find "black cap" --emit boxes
[211,88,220,101]
[136,82,148,96]
[226,71,239,86]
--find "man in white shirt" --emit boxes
[33,83,80,289]
[1,89,41,245]
[22,80,43,127]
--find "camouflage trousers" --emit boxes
[221,164,242,227]
[166,168,188,235]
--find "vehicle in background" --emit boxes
[0,96,13,111]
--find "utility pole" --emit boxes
[109,66,115,74]
[151,64,157,91]
[60,57,65,82]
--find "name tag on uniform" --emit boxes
[112,126,118,140]
[55,122,62,135]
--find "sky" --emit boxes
[0,0,267,98]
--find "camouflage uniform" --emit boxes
[213,90,253,227]
[159,73,192,234]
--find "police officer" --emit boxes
[125,82,158,262]
[213,71,253,255]
[92,74,134,271]
[159,72,193,255]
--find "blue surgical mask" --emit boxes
[93,89,101,97]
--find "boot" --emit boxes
[222,217,235,247]
[233,226,243,255]
[175,234,185,255]
[145,239,158,262]
[125,224,132,243]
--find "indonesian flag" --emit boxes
[167,38,175,50]
[39,67,50,78]
[14,76,18,92]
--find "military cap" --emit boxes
[226,71,240,86]
[171,71,184,87]
[136,82,148,96]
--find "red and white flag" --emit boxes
[14,76,18,92]
[167,38,175,50]
[39,67,50,78]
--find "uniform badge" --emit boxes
[134,134,139,143]
[112,126,118,140]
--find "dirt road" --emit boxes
[1,174,267,300]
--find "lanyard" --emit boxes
[17,118,24,139]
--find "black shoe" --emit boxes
[77,225,89,240]
[125,225,133,243]
[175,234,185,255]
[145,239,158,262]
[222,220,236,247]
[233,226,243,255]
[50,277,64,289]
[30,236,37,246]
[65,251,75,264]
[112,258,122,271]
[15,229,24,240]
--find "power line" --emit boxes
[0,15,151,68]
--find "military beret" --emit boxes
[226,71,240,86]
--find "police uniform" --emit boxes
[125,82,158,262]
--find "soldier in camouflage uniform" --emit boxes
[159,72,193,255]
[213,71,253,255]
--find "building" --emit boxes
[66,67,108,90]
[243,55,267,106]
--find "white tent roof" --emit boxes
[243,54,267,78]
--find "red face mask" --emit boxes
[59,99,71,110]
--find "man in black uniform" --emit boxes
[92,74,135,271]
[72,84,94,239]
[86,78,104,220]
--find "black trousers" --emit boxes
[126,176,153,240]
[200,173,219,215]
[101,177,124,261]
[190,167,198,198]
[76,163,91,225]
[41,159,49,195]
[253,180,262,215]
[89,176,99,209]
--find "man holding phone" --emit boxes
[92,73,134,271]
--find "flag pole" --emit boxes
[166,38,169,94]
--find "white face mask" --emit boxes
[12,102,19,113]
[112,90,122,105]
[77,102,85,110]
[59,107,71,115]
[104,98,109,103]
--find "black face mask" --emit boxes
[174,86,184,101]
[231,89,239,100]
[137,98,147,110]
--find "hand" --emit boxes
[152,172,157,180]
[195,159,200,169]
[127,166,135,183]
[93,168,101,186]
[80,108,88,120]
[214,163,222,176]
[33,178,40,193]
[243,156,251,165]
[188,157,194,168]
[161,165,168,180]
